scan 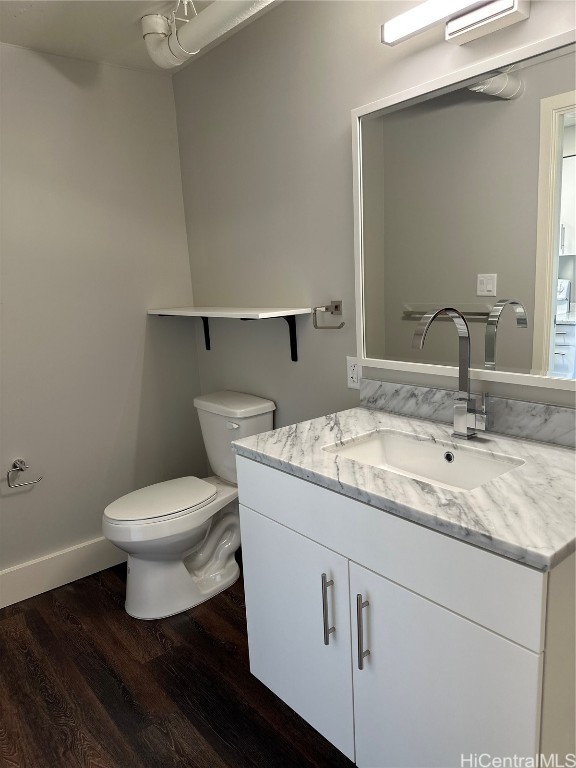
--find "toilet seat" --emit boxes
[104,476,217,525]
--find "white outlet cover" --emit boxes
[347,356,360,389]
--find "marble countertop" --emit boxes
[233,408,575,571]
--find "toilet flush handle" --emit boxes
[226,421,240,430]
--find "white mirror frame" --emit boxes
[352,30,576,393]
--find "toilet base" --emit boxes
[125,554,240,620]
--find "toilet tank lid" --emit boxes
[194,391,276,418]
[104,477,217,522]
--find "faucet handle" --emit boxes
[474,409,487,433]
[453,393,488,438]
[472,393,488,431]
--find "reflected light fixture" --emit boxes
[382,0,530,46]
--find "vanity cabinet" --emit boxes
[240,508,354,759]
[237,456,573,768]
[349,562,540,767]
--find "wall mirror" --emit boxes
[353,36,576,390]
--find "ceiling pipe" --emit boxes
[142,0,275,70]
[468,71,523,99]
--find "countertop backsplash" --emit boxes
[360,378,576,449]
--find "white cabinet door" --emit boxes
[350,562,542,768]
[240,505,355,760]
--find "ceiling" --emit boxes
[0,0,224,73]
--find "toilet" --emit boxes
[102,391,275,620]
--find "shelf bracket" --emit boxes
[283,315,298,362]
[201,317,211,350]
[158,311,303,362]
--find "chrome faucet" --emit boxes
[485,299,528,370]
[413,307,486,440]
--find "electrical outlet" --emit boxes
[347,356,360,389]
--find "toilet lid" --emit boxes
[104,477,217,522]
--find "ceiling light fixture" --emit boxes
[382,0,530,46]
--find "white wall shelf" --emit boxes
[148,306,311,362]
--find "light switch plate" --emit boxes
[477,274,497,297]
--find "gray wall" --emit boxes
[0,45,206,574]
[173,0,576,425]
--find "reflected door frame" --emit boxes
[532,90,576,373]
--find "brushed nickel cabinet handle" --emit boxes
[356,593,370,670]
[321,573,335,645]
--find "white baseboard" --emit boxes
[0,536,126,609]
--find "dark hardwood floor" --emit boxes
[0,561,355,768]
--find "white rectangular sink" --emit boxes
[323,429,524,492]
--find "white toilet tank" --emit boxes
[194,391,275,484]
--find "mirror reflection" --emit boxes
[552,110,576,377]
[360,47,575,378]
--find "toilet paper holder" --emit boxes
[7,458,43,488]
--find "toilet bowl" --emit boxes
[102,391,275,620]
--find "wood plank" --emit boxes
[138,712,230,768]
[0,612,126,768]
